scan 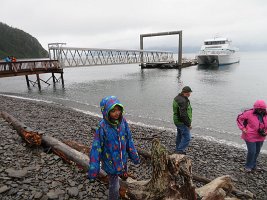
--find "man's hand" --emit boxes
[242,128,247,133]
[189,126,192,130]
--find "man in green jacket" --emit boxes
[173,86,192,154]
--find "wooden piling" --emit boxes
[61,72,64,87]
[36,74,41,90]
[52,72,56,84]
[25,75,30,88]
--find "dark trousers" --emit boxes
[245,140,264,169]
[176,124,191,153]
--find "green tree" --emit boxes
[0,22,48,59]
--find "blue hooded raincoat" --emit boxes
[88,96,140,179]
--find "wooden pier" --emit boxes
[0,59,63,90]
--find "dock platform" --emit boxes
[0,59,63,90]
[141,59,198,69]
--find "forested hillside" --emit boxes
[0,22,48,59]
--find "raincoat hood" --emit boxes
[100,96,124,125]
[253,100,267,110]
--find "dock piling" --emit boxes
[36,74,41,90]
[25,75,30,88]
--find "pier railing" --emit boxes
[48,44,174,68]
[0,59,61,78]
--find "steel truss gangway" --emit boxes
[48,43,174,68]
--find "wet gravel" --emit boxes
[0,95,266,200]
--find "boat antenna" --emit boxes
[214,33,221,39]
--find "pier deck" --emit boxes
[0,59,63,90]
[0,59,62,78]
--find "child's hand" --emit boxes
[119,172,128,181]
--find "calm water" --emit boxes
[1,51,267,152]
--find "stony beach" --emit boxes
[0,95,266,200]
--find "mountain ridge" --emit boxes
[0,22,48,59]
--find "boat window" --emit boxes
[205,41,226,45]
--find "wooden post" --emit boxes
[61,72,64,87]
[52,72,56,84]
[140,35,144,68]
[25,75,30,88]
[178,31,183,66]
[36,74,41,90]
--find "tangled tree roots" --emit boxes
[123,139,197,200]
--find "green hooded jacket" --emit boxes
[173,93,192,127]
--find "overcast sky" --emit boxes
[1,0,267,52]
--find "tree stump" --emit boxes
[123,138,197,200]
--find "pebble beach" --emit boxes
[0,95,266,200]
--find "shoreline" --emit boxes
[2,93,263,155]
[0,95,266,199]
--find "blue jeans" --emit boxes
[176,124,191,153]
[108,174,119,200]
[245,141,264,169]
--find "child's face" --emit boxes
[109,105,122,120]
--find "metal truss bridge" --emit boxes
[48,43,174,68]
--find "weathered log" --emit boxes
[201,188,226,200]
[196,175,233,199]
[0,111,110,179]
[63,140,90,155]
[1,111,41,146]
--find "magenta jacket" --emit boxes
[237,109,267,142]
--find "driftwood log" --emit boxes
[0,111,108,182]
[1,111,254,200]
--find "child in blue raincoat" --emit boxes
[88,96,140,200]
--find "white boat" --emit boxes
[196,37,240,66]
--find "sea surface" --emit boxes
[1,51,267,153]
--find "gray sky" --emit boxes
[1,0,267,52]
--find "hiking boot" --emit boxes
[244,168,253,173]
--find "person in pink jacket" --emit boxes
[237,100,267,172]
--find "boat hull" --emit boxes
[197,54,240,66]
